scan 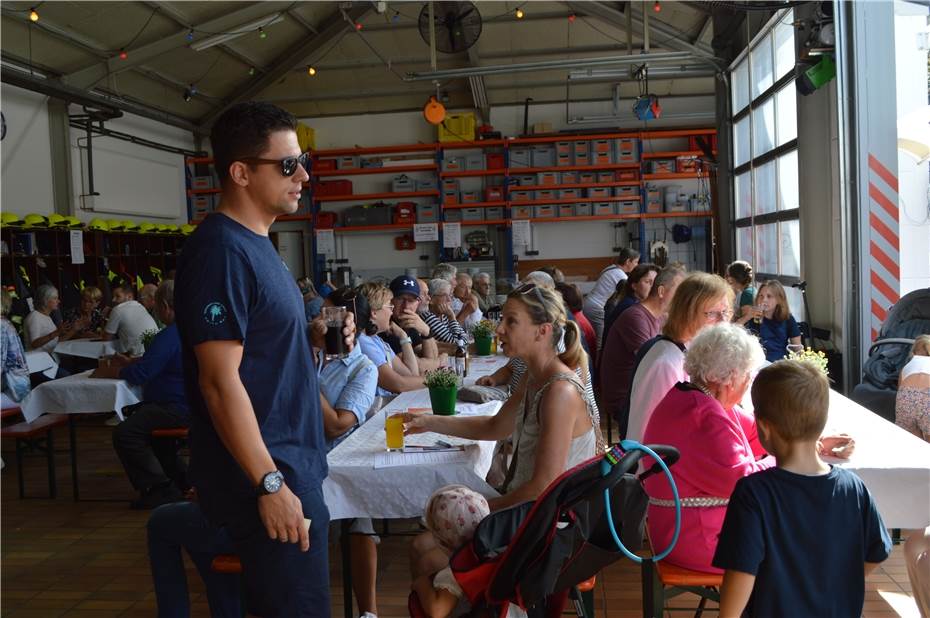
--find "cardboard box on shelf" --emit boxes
[533,122,553,134]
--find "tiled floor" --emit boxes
[1,420,922,617]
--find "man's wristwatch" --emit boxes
[399,336,412,347]
[256,470,284,496]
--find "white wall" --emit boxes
[894,3,930,296]
[1,85,56,216]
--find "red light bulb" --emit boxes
[653,1,661,12]
[119,49,128,60]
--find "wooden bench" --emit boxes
[1,413,69,498]
[642,560,722,618]
[1,406,22,422]
[211,554,242,574]
[151,427,189,439]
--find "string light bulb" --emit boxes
[355,21,363,30]
[186,29,194,41]
[568,13,576,23]
[515,7,524,19]
[119,49,128,60]
[29,7,39,22]
[248,66,255,76]
[258,27,267,39]
[391,10,400,23]
[653,1,661,12]
[307,65,317,76]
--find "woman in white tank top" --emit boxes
[896,334,930,441]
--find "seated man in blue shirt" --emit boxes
[94,279,189,509]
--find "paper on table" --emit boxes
[374,448,471,469]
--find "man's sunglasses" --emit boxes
[240,152,310,177]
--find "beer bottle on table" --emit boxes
[455,345,467,377]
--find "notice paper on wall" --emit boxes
[69,230,85,264]
[414,223,439,242]
[512,219,531,246]
[315,229,335,255]
[443,222,461,248]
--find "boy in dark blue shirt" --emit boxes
[713,360,891,618]
[174,102,352,617]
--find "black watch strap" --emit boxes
[256,470,284,496]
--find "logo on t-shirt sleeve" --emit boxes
[203,302,228,326]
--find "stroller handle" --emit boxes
[637,443,681,481]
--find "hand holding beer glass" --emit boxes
[322,306,349,360]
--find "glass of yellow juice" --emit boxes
[385,414,404,451]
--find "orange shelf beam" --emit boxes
[509,196,637,207]
[641,151,705,159]
[187,188,221,195]
[514,181,640,192]
[439,169,507,178]
[314,190,439,203]
[313,143,438,157]
[443,201,507,210]
[643,173,707,180]
[460,219,508,226]
[520,214,643,224]
[510,132,640,145]
[313,164,437,177]
[511,163,640,174]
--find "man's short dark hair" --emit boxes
[210,102,297,183]
[554,282,583,314]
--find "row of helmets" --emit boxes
[1,213,195,235]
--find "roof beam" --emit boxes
[286,8,320,35]
[61,2,291,89]
[197,5,370,131]
[569,1,718,61]
[695,15,713,45]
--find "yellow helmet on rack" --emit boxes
[155,224,170,233]
[47,214,69,227]
[64,216,82,228]
[121,220,138,232]
[138,222,156,234]
[22,214,48,228]
[87,218,109,231]
[106,219,124,231]
[165,224,179,233]
[1,212,23,227]
[180,224,196,235]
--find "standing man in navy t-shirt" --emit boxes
[175,102,351,617]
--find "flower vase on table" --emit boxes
[471,319,496,357]
[425,368,460,416]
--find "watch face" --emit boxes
[264,471,284,494]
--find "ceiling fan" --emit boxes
[418,2,483,54]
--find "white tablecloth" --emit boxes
[53,338,117,360]
[25,350,57,379]
[322,353,510,521]
[20,370,142,423]
[823,390,930,529]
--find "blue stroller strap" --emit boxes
[600,440,681,563]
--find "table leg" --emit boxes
[69,416,79,501]
[341,519,353,618]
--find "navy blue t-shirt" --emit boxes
[713,466,891,618]
[175,213,327,516]
[747,314,801,362]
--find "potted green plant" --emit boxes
[471,319,496,356]
[424,367,460,416]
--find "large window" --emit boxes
[730,10,800,282]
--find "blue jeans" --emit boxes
[147,501,241,618]
[220,486,331,618]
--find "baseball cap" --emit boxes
[389,275,420,298]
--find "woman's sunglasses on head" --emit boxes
[240,152,310,177]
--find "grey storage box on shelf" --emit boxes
[574,150,590,166]
[442,178,460,191]
[593,202,616,216]
[614,185,640,197]
[534,205,557,218]
[391,175,417,192]
[444,209,463,222]
[586,187,611,199]
[578,172,597,184]
[561,171,578,184]
[190,175,214,190]
[534,189,557,202]
[597,171,616,183]
[338,155,360,169]
[575,203,593,216]
[514,175,536,186]
[557,153,572,167]
[558,188,581,199]
[556,141,572,156]
[510,190,535,202]
[510,148,531,168]
[417,203,439,223]
[460,191,480,203]
[417,178,438,191]
[536,171,559,186]
[442,156,466,172]
[465,154,484,170]
[191,196,213,219]
[462,208,484,221]
[558,204,575,218]
[618,200,641,214]
[443,190,460,205]
[344,204,392,226]
[531,146,556,167]
[485,207,504,220]
[614,138,640,163]
[511,205,533,219]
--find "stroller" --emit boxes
[851,288,930,421]
[410,442,681,618]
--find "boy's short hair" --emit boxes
[751,360,829,441]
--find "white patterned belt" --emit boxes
[649,496,729,508]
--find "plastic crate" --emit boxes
[591,139,611,154]
[558,188,581,199]
[556,141,572,155]
[460,191,480,203]
[617,169,639,181]
[578,172,597,184]
[510,148,531,168]
[616,149,639,163]
[391,175,416,192]
[593,202,615,216]
[338,156,360,169]
[442,178,460,191]
[417,203,439,223]
[650,159,676,174]
[442,157,465,172]
[485,207,504,220]
[676,156,698,173]
[462,207,484,221]
[312,158,337,172]
[465,154,485,170]
[190,176,214,190]
[313,179,352,197]
[444,209,462,222]
[575,203,593,216]
[617,200,641,214]
[557,153,573,167]
[510,190,534,202]
[558,204,575,218]
[645,200,663,213]
[531,146,556,167]
[417,178,438,191]
[597,171,615,183]
[345,205,391,226]
[535,189,557,201]
[511,205,533,219]
[485,186,504,201]
[515,175,536,186]
[592,151,613,165]
[534,205,557,218]
[191,196,212,219]
[573,141,589,156]
[614,185,640,197]
[443,190,460,205]
[537,172,559,186]
[561,171,578,184]
[586,187,611,199]
[438,113,476,142]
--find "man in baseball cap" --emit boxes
[382,275,446,371]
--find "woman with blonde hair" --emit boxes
[747,280,802,362]
[623,272,734,442]
[405,283,601,578]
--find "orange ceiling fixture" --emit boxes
[423,96,446,125]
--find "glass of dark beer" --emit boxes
[323,306,348,360]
